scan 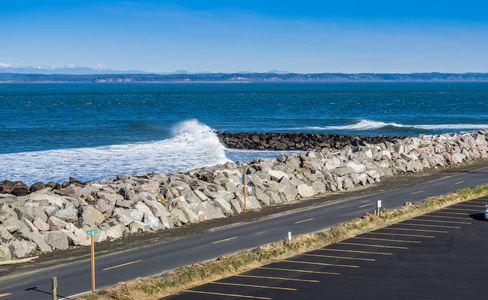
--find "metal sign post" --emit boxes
[87,229,98,293]
[451,147,453,168]
[376,200,382,216]
[242,173,250,213]
[244,174,247,213]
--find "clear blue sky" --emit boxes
[1,0,487,73]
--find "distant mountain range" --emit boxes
[0,62,290,75]
[1,72,488,83]
[0,63,487,82]
[0,63,151,75]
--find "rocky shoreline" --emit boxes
[216,131,408,151]
[1,130,488,261]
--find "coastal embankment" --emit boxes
[1,130,488,261]
[217,131,407,151]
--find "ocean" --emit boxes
[1,82,487,185]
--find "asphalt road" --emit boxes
[169,196,488,300]
[1,167,488,299]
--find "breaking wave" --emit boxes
[306,120,488,131]
[0,119,229,185]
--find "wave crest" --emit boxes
[306,120,488,131]
[0,120,228,185]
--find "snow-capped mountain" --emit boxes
[0,63,148,75]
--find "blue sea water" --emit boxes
[1,82,487,184]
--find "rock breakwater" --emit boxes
[1,130,488,260]
[216,131,407,151]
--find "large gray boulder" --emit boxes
[95,198,115,216]
[297,184,316,198]
[8,240,37,259]
[44,231,69,250]
[106,224,126,239]
[171,208,189,224]
[61,229,91,246]
[268,170,288,181]
[143,214,163,230]
[55,207,78,222]
[143,199,171,218]
[18,228,52,252]
[113,208,133,225]
[0,245,12,261]
[2,216,25,233]
[82,206,105,225]
[137,180,160,194]
[29,193,64,208]
[32,217,50,231]
[312,181,327,194]
[48,216,68,230]
[129,221,149,233]
[251,188,268,206]
[0,227,14,243]
[193,190,209,201]
[214,197,233,215]
[182,207,200,223]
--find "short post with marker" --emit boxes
[51,277,57,300]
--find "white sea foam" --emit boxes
[0,120,229,185]
[307,120,404,130]
[306,120,488,131]
[414,124,488,130]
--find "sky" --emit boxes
[1,0,488,73]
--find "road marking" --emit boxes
[353,237,421,244]
[340,242,408,249]
[442,208,476,212]
[102,260,142,271]
[454,204,485,208]
[454,181,464,185]
[411,191,424,194]
[0,293,12,298]
[295,218,314,224]
[236,274,319,283]
[464,200,488,204]
[412,218,471,224]
[259,266,340,275]
[184,290,271,299]
[283,259,359,268]
[400,222,459,229]
[212,281,296,291]
[433,211,468,216]
[303,253,375,261]
[359,202,375,208]
[427,214,471,220]
[387,227,448,233]
[212,236,238,244]
[319,248,392,255]
[369,232,434,238]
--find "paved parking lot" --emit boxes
[166,196,488,299]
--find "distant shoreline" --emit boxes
[1,72,488,83]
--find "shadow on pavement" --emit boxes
[469,213,487,221]
[25,286,67,299]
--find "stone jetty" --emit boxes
[1,130,488,260]
[216,131,408,151]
